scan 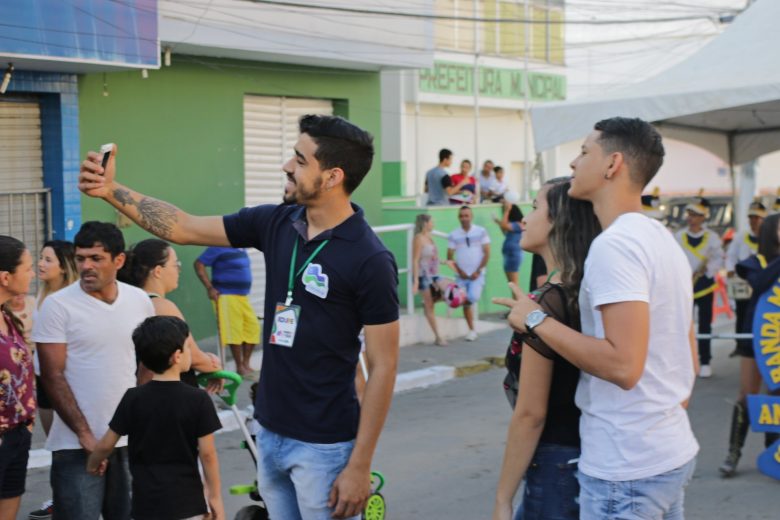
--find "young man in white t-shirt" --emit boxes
[33,222,155,520]
[496,117,699,519]
[447,206,490,341]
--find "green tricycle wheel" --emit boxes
[362,492,386,520]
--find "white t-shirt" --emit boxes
[448,225,490,276]
[576,213,699,481]
[31,281,155,451]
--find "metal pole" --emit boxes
[406,227,414,315]
[523,0,531,200]
[473,1,480,201]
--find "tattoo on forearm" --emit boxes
[113,187,135,207]
[137,198,178,239]
[111,187,178,240]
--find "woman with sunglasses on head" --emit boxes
[119,239,222,390]
[493,178,601,520]
[0,236,36,520]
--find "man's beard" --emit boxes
[282,176,323,205]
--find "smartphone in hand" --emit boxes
[99,143,114,172]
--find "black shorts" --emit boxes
[35,375,52,409]
[0,425,32,498]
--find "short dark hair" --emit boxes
[133,316,190,374]
[461,159,472,166]
[458,205,472,214]
[74,221,125,258]
[439,149,453,163]
[298,114,374,194]
[758,213,780,262]
[593,117,665,188]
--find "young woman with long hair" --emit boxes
[493,178,601,520]
[720,213,780,476]
[0,236,36,520]
[411,213,447,345]
[119,239,221,389]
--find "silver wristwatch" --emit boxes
[525,309,549,334]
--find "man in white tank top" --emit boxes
[496,117,698,520]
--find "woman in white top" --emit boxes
[412,214,447,346]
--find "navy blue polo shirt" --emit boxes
[223,203,399,443]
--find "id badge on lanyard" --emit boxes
[269,238,329,348]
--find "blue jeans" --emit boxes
[514,444,579,520]
[578,458,696,520]
[51,447,131,520]
[256,426,358,520]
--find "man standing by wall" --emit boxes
[78,115,400,520]
[675,196,723,378]
[424,148,468,205]
[194,246,260,376]
[33,222,155,520]
[447,206,490,341]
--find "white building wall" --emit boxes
[403,103,531,198]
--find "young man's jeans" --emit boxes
[514,443,579,520]
[578,458,696,520]
[51,447,131,520]
[256,426,359,520]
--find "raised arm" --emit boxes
[39,342,98,451]
[79,145,229,246]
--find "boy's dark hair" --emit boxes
[299,114,374,195]
[133,316,190,374]
[459,205,472,214]
[74,221,125,258]
[593,117,665,188]
[439,148,453,163]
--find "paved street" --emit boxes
[19,325,780,519]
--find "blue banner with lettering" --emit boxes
[0,0,159,67]
[748,275,780,479]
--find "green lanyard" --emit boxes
[286,238,329,305]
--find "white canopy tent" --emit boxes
[530,0,780,225]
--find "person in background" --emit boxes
[494,177,601,520]
[719,213,780,477]
[21,240,78,520]
[0,236,36,520]
[88,316,224,520]
[479,160,496,202]
[448,206,491,341]
[449,159,477,204]
[640,188,664,221]
[119,239,222,390]
[412,214,447,346]
[490,166,509,202]
[725,200,766,359]
[674,196,724,378]
[424,149,469,206]
[194,246,260,377]
[493,191,524,287]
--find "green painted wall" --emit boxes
[380,202,533,315]
[382,161,406,197]
[78,57,382,339]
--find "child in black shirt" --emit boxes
[87,316,224,520]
